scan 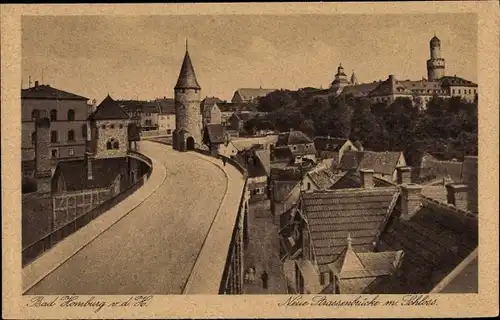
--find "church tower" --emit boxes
[426,35,446,81]
[173,41,202,152]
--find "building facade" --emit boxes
[173,44,202,151]
[22,82,89,176]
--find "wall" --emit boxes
[175,87,202,148]
[95,119,130,159]
[158,114,175,136]
[449,86,477,103]
[22,153,152,266]
[22,99,88,163]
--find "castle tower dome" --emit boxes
[173,40,202,152]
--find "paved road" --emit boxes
[26,141,227,294]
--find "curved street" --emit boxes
[26,141,227,294]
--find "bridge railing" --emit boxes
[22,152,153,266]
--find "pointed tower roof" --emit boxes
[430,34,440,45]
[328,233,366,277]
[90,94,130,120]
[175,42,201,90]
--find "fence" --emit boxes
[22,153,153,266]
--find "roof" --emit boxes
[436,254,478,293]
[90,95,130,120]
[217,102,257,113]
[417,153,463,183]
[201,97,224,113]
[339,151,403,176]
[21,84,88,100]
[341,82,381,97]
[375,199,478,293]
[430,35,441,44]
[233,88,277,101]
[272,181,300,202]
[53,157,129,192]
[368,77,413,97]
[301,187,400,265]
[175,49,201,90]
[313,136,350,153]
[439,76,477,87]
[155,98,175,114]
[203,124,225,144]
[307,167,337,190]
[276,130,313,146]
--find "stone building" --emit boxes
[22,81,89,177]
[173,43,202,152]
[88,95,131,159]
[156,98,176,136]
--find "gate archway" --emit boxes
[186,137,195,150]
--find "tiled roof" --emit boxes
[175,49,200,90]
[204,123,225,144]
[156,98,175,114]
[234,88,277,101]
[375,200,478,293]
[201,96,223,108]
[289,143,316,157]
[302,187,399,266]
[21,84,88,100]
[339,151,403,176]
[330,171,362,189]
[53,157,129,192]
[417,153,463,183]
[307,167,336,190]
[341,82,380,97]
[439,76,477,88]
[276,130,313,146]
[273,181,300,202]
[91,95,130,120]
[313,136,349,153]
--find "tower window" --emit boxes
[50,109,58,121]
[67,109,75,121]
[67,130,75,141]
[50,131,58,143]
[106,138,119,150]
[31,109,40,121]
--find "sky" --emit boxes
[22,14,477,103]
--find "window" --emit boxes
[474,89,477,94]
[452,89,455,94]
[101,125,106,129]
[119,124,123,129]
[68,148,74,156]
[31,132,36,145]
[31,109,40,121]
[51,149,58,158]
[106,138,119,150]
[50,109,58,121]
[106,141,112,150]
[113,141,119,149]
[458,89,461,94]
[167,129,172,134]
[67,109,75,121]
[50,131,58,143]
[469,89,472,94]
[67,130,75,141]
[307,182,311,190]
[110,124,115,129]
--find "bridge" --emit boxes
[23,140,248,295]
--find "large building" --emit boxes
[173,43,202,151]
[22,82,90,177]
[331,35,478,108]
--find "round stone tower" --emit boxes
[426,35,446,81]
[173,41,202,152]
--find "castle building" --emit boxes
[173,42,202,151]
[331,35,478,108]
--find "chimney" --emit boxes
[35,80,39,87]
[462,156,478,214]
[34,117,52,194]
[359,168,374,189]
[400,183,422,220]
[445,183,468,211]
[397,166,412,184]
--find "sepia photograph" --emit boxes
[2,2,499,319]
